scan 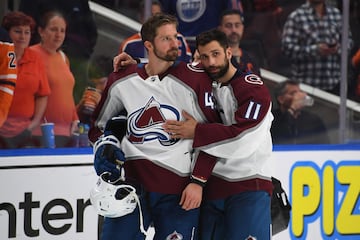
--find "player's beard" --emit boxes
[205,58,230,80]
[153,46,179,62]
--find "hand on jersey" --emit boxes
[163,110,197,139]
[94,136,125,179]
[113,52,137,72]
[180,183,203,211]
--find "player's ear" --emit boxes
[144,41,152,52]
[226,47,232,60]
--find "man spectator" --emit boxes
[281,0,352,95]
[271,79,330,144]
[218,9,260,74]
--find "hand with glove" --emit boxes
[94,135,125,178]
[93,116,128,179]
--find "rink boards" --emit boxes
[0,145,359,239]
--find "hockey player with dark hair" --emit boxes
[163,29,274,239]
[89,13,221,240]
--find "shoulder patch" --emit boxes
[186,62,205,73]
[244,74,263,85]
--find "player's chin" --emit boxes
[168,50,178,57]
[207,70,220,78]
[209,68,218,73]
[166,55,178,61]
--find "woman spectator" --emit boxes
[30,11,79,148]
[0,11,50,149]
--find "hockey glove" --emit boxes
[104,115,128,139]
[93,115,128,178]
[93,135,125,178]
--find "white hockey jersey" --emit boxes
[193,72,274,200]
[90,61,221,194]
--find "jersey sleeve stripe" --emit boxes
[0,76,17,82]
[0,86,14,95]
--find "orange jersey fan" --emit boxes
[0,41,17,127]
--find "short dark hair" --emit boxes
[274,79,300,98]
[196,28,229,50]
[2,11,36,33]
[140,13,177,43]
[219,9,244,24]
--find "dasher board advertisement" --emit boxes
[0,145,359,239]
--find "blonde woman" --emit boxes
[30,11,79,148]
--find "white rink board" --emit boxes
[0,145,359,239]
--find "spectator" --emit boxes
[0,27,16,127]
[0,11,50,149]
[218,9,260,74]
[19,0,98,102]
[159,0,243,50]
[271,79,330,144]
[30,11,79,148]
[119,0,192,63]
[281,0,352,95]
[76,55,112,125]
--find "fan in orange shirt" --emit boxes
[0,27,17,128]
[0,11,50,149]
[30,10,79,148]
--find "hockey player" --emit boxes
[0,27,16,127]
[163,29,274,239]
[89,14,221,240]
[119,0,192,63]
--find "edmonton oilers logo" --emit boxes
[176,0,206,22]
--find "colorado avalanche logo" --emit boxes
[187,62,205,72]
[176,0,206,23]
[128,97,180,146]
[244,74,263,85]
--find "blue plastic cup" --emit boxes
[41,123,55,148]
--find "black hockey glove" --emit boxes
[93,116,127,179]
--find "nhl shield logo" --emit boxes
[166,231,183,240]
